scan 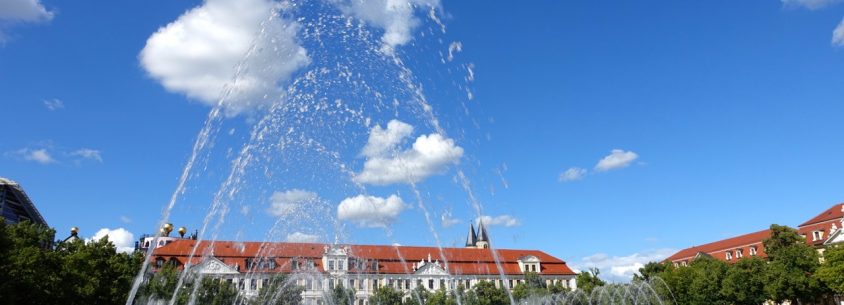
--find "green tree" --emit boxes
[686,256,729,305]
[370,286,403,305]
[512,272,549,300]
[574,268,605,295]
[721,257,768,305]
[426,288,457,305]
[58,236,143,305]
[190,277,239,305]
[816,244,844,295]
[250,275,304,305]
[139,263,181,301]
[634,261,668,282]
[763,224,824,304]
[405,285,430,305]
[331,283,355,305]
[0,221,63,305]
[469,281,508,305]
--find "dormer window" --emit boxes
[750,246,758,256]
[155,257,165,268]
[736,249,743,259]
[725,251,733,261]
[814,230,825,241]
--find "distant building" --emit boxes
[0,177,48,226]
[667,203,844,266]
[149,223,576,304]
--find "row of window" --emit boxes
[206,276,571,293]
[725,246,758,261]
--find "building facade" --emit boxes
[667,203,844,266]
[148,224,576,304]
[0,177,48,226]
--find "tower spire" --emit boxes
[476,220,490,249]
[465,223,478,248]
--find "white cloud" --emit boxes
[440,210,460,228]
[119,216,132,224]
[267,189,319,217]
[781,0,840,9]
[43,98,63,111]
[337,0,440,54]
[354,120,463,185]
[559,167,587,182]
[0,0,53,42]
[572,248,676,283]
[337,194,406,228]
[17,148,55,164]
[833,17,844,46]
[594,149,638,172]
[361,120,414,157]
[286,232,320,243]
[139,0,309,115]
[71,148,103,163]
[89,228,136,253]
[476,215,521,227]
[0,0,53,22]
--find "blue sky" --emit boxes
[2,0,844,282]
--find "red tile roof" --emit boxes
[799,204,844,227]
[666,229,770,263]
[152,240,576,276]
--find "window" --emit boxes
[508,280,514,288]
[292,259,300,270]
[251,279,257,290]
[405,279,410,290]
[814,231,824,241]
[750,246,758,256]
[329,279,335,290]
[440,280,445,289]
[358,279,364,290]
[349,279,355,289]
[372,279,378,289]
[329,260,335,271]
[429,279,434,289]
[726,251,733,261]
[155,257,165,268]
[736,249,743,259]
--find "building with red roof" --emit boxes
[147,223,576,305]
[667,203,844,266]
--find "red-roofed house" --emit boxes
[667,203,844,266]
[148,223,576,305]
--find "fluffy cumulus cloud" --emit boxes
[573,249,676,283]
[0,0,53,22]
[338,0,440,53]
[89,228,136,253]
[72,148,103,163]
[476,215,520,227]
[833,17,844,46]
[781,0,841,9]
[337,194,406,228]
[139,0,309,115]
[0,0,53,40]
[267,189,319,217]
[559,167,587,182]
[286,232,320,243]
[594,149,639,172]
[354,120,463,185]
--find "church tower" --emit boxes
[465,223,478,248]
[476,221,490,249]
